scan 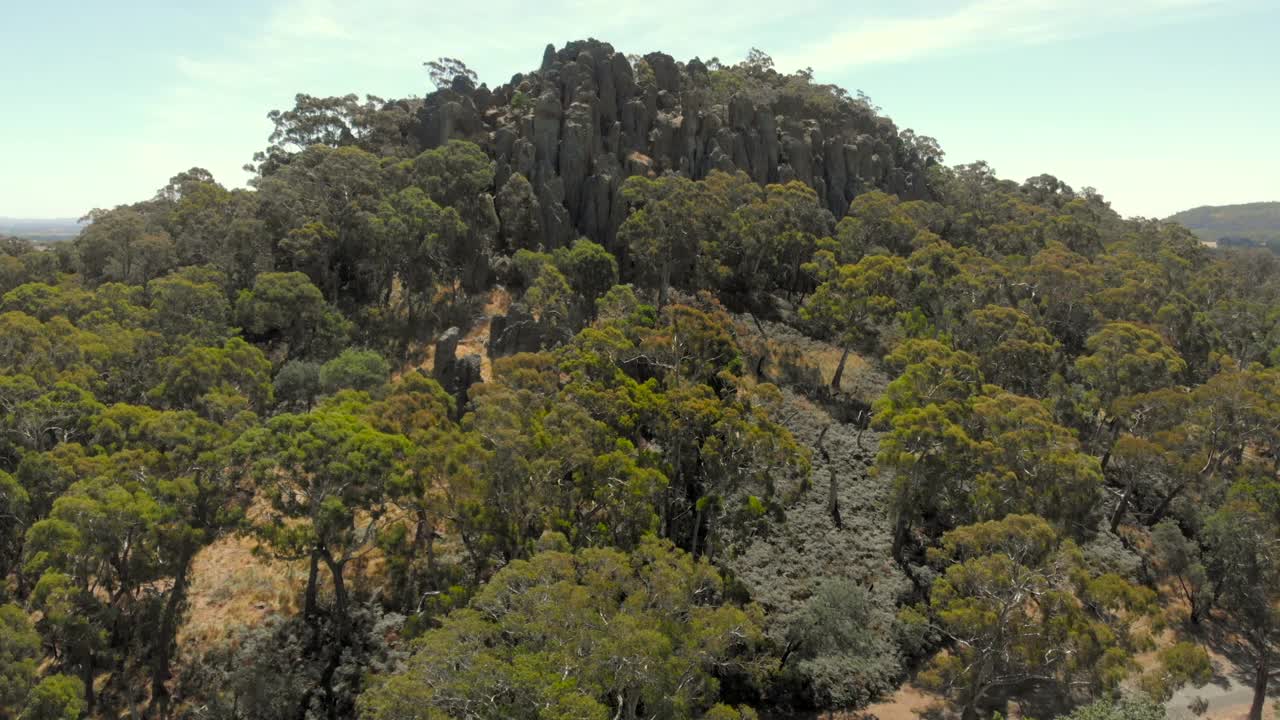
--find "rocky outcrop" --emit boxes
[432,327,482,414]
[486,306,549,359]
[416,39,934,257]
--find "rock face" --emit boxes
[487,306,550,359]
[432,327,482,413]
[416,39,933,258]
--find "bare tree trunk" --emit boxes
[891,512,910,565]
[414,509,438,591]
[320,549,350,641]
[828,469,842,529]
[704,513,716,561]
[1109,482,1131,534]
[148,548,194,719]
[658,260,671,310]
[82,652,96,714]
[962,665,993,720]
[1148,481,1191,526]
[816,426,841,528]
[831,347,851,392]
[1099,418,1120,471]
[426,529,437,583]
[1249,656,1269,720]
[690,502,704,558]
[304,549,320,620]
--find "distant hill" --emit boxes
[1167,201,1280,250]
[0,217,82,242]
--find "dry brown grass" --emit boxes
[456,287,510,384]
[178,502,405,662]
[733,314,885,404]
[856,685,946,720]
[399,343,435,380]
[811,345,871,393]
[178,535,303,650]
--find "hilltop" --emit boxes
[1167,201,1280,250]
[1,38,1278,720]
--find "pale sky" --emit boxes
[2,0,1276,219]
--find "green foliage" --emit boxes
[424,57,478,89]
[147,268,230,346]
[370,186,469,317]
[1075,322,1187,411]
[0,377,104,454]
[174,605,405,720]
[5,41,1280,720]
[75,207,175,286]
[834,191,926,259]
[921,515,1154,719]
[319,348,390,393]
[780,579,901,709]
[1167,201,1280,247]
[1058,694,1167,720]
[967,389,1102,526]
[702,705,759,720]
[724,181,832,299]
[0,603,40,715]
[1198,478,1280,719]
[359,536,771,720]
[160,169,272,290]
[20,674,85,720]
[619,174,716,307]
[553,238,618,316]
[1137,642,1212,701]
[1150,520,1210,623]
[954,304,1059,396]
[447,300,806,572]
[236,404,410,632]
[0,472,29,580]
[495,172,541,252]
[801,254,912,353]
[235,271,349,360]
[522,263,574,341]
[273,359,323,411]
[150,337,273,418]
[255,93,421,172]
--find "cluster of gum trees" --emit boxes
[796,175,1280,720]
[0,160,811,717]
[2,61,1280,720]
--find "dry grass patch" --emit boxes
[178,535,304,650]
[857,684,946,720]
[733,314,887,405]
[811,345,871,393]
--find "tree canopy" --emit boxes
[0,39,1274,720]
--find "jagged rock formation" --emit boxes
[416,39,933,257]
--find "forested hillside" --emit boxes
[2,40,1278,720]
[1168,202,1280,251]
